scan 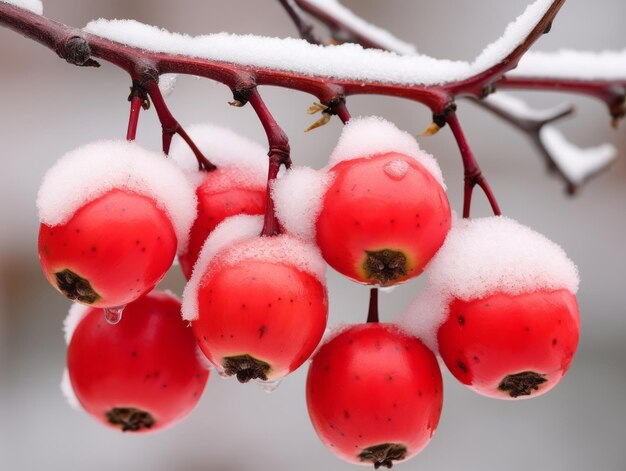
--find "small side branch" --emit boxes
[277,0,324,45]
[144,81,215,170]
[499,77,626,126]
[247,88,291,237]
[446,111,501,218]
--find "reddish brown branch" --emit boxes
[446,111,501,218]
[499,76,626,125]
[247,88,291,237]
[0,2,566,115]
[126,93,143,141]
[277,0,324,45]
[143,81,216,170]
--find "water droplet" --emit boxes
[103,305,125,325]
[255,378,282,394]
[383,159,409,180]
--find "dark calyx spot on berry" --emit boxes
[358,443,407,469]
[223,354,271,383]
[498,371,547,398]
[54,269,100,304]
[363,249,407,285]
[106,407,154,432]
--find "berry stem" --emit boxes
[126,87,144,141]
[247,88,291,237]
[446,111,501,218]
[335,101,351,124]
[367,288,379,323]
[144,81,216,170]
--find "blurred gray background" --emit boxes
[1,1,625,470]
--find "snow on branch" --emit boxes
[512,49,626,80]
[483,93,616,192]
[1,0,42,15]
[296,0,417,55]
[83,0,554,87]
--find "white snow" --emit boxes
[485,92,572,122]
[539,127,616,186]
[271,167,334,241]
[84,0,553,87]
[169,122,268,191]
[1,0,43,15]
[60,368,82,411]
[223,234,326,282]
[63,302,91,345]
[301,0,416,55]
[182,214,326,321]
[182,215,264,321]
[327,116,445,188]
[485,93,617,186]
[512,49,626,80]
[397,216,579,351]
[158,73,178,97]
[37,140,197,253]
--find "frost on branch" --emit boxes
[1,0,42,15]
[83,0,554,86]
[36,140,197,253]
[158,74,177,98]
[397,216,579,351]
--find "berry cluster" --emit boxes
[39,116,580,468]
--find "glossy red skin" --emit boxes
[67,291,209,432]
[316,152,451,286]
[193,259,328,381]
[306,323,443,466]
[39,189,177,308]
[179,169,266,280]
[437,289,580,400]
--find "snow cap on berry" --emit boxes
[271,167,335,241]
[397,216,580,351]
[37,140,197,253]
[60,368,82,411]
[327,116,445,189]
[169,123,269,191]
[63,302,91,345]
[182,215,264,321]
[182,214,327,321]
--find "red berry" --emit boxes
[316,152,451,286]
[437,289,580,399]
[179,168,266,280]
[66,290,209,432]
[189,233,328,383]
[307,323,443,468]
[39,189,177,308]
